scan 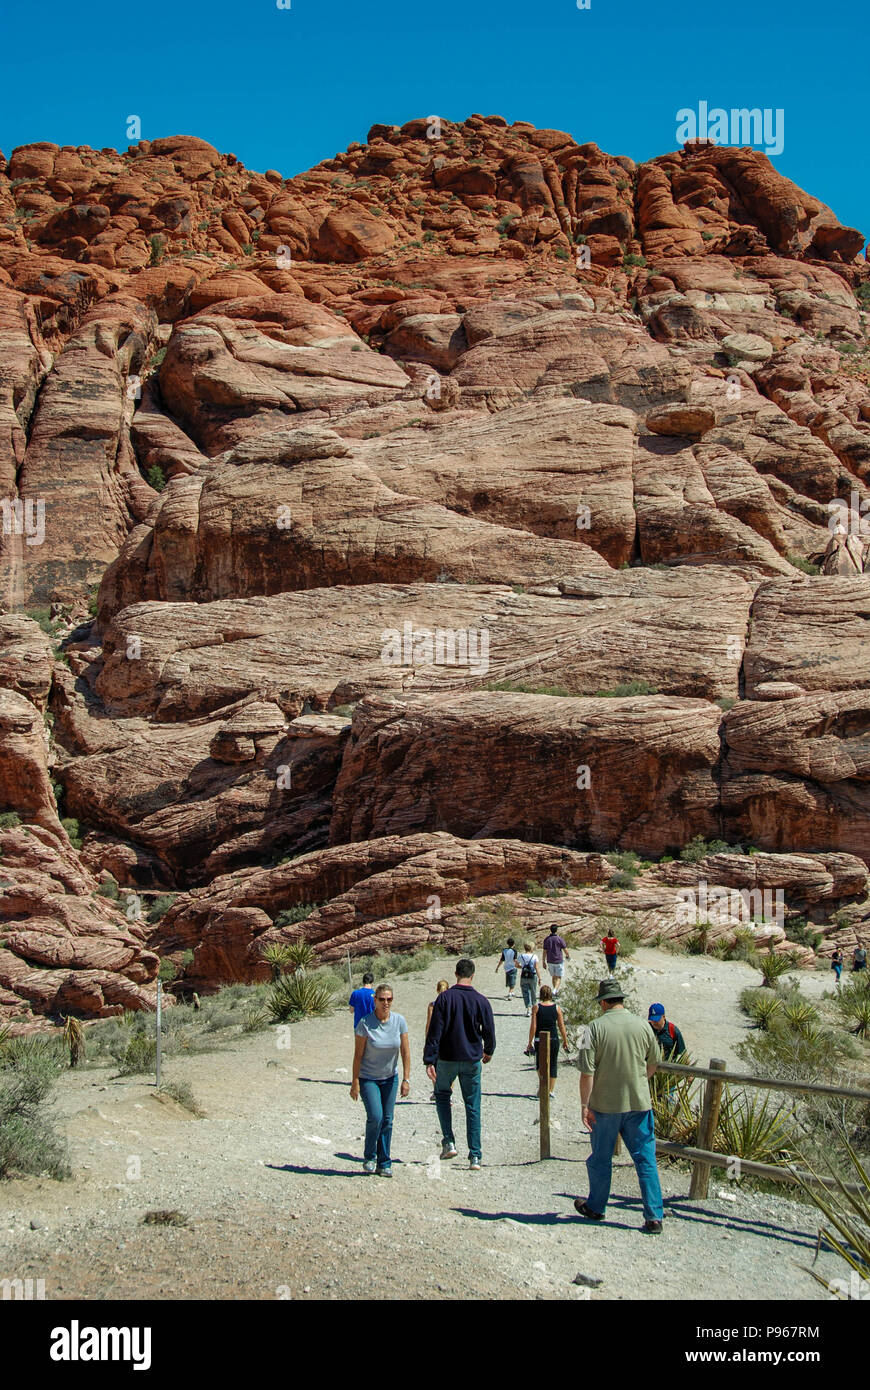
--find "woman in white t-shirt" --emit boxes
[517,941,543,1016]
[350,984,410,1177]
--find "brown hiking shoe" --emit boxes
[573,1199,604,1221]
[642,1220,663,1234]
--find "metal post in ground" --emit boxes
[539,1032,551,1159]
[155,978,162,1088]
[689,1057,726,1198]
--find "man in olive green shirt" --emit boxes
[574,978,664,1233]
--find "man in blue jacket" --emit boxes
[424,959,496,1171]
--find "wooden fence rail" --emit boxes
[658,1060,870,1104]
[655,1140,866,1197]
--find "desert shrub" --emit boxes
[147,465,167,492]
[559,958,640,1049]
[651,1057,699,1143]
[158,958,179,984]
[751,948,800,990]
[260,943,294,980]
[594,680,658,697]
[785,916,823,950]
[679,835,744,862]
[268,972,337,1023]
[118,1032,157,1075]
[273,903,320,928]
[0,810,22,830]
[24,607,55,634]
[0,1043,71,1180]
[241,1006,270,1034]
[714,1088,796,1164]
[149,235,165,266]
[485,680,573,696]
[606,870,637,891]
[836,979,870,1038]
[95,875,120,900]
[158,1079,204,1116]
[723,927,758,962]
[741,988,782,1030]
[793,1133,870,1289]
[62,1016,85,1068]
[787,552,821,576]
[61,817,82,849]
[606,851,640,872]
[146,894,177,924]
[781,999,820,1032]
[623,253,647,268]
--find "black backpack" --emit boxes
[520,953,536,980]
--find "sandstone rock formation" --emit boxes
[0,115,868,1017]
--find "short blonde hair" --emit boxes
[524,941,534,952]
[435,979,449,994]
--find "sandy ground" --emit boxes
[0,947,850,1301]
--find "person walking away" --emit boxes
[527,985,570,1097]
[517,941,542,1016]
[853,945,867,973]
[424,959,495,1171]
[831,949,844,985]
[601,930,619,976]
[496,938,519,999]
[647,1003,686,1060]
[349,972,376,1027]
[426,980,449,1099]
[542,926,570,995]
[350,984,410,1176]
[574,978,664,1234]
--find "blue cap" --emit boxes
[648,1003,665,1019]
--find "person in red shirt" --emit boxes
[601,933,619,976]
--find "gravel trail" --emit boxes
[0,949,843,1301]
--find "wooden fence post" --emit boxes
[539,1033,551,1159]
[688,1057,726,1199]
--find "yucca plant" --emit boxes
[284,941,315,974]
[259,942,294,981]
[651,1053,698,1144]
[781,999,819,1032]
[748,994,782,1030]
[792,1135,870,1292]
[715,1088,796,1164]
[268,973,336,1023]
[836,982,870,1039]
[751,948,799,990]
[62,1016,85,1068]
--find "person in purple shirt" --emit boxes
[542,926,570,995]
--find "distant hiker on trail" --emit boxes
[426,980,449,1099]
[542,926,570,995]
[831,949,844,985]
[574,978,664,1235]
[853,945,867,973]
[601,931,619,976]
[526,985,570,1096]
[349,973,376,1027]
[495,938,519,999]
[423,958,495,1171]
[648,1003,686,1061]
[517,941,543,1015]
[350,984,410,1177]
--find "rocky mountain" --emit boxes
[1,115,869,1025]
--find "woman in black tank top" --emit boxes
[526,985,570,1095]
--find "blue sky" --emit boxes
[1,0,866,246]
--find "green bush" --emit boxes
[836,978,870,1038]
[259,942,294,980]
[606,870,638,891]
[714,1088,796,1164]
[118,1032,157,1075]
[61,817,82,849]
[273,903,320,928]
[149,235,165,266]
[158,958,179,984]
[0,1043,71,1180]
[679,835,744,863]
[95,875,120,900]
[751,949,800,990]
[594,680,659,697]
[0,811,21,830]
[787,553,821,576]
[268,972,337,1022]
[485,680,574,697]
[147,894,177,924]
[158,1079,203,1116]
[147,465,167,492]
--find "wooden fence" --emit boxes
[537,1051,870,1198]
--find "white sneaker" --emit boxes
[469,1158,482,1171]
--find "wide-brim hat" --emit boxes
[596,978,625,1002]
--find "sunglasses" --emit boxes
[377,997,393,1004]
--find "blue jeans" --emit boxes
[586,1108,663,1222]
[520,976,537,1009]
[359,1074,398,1166]
[434,1059,482,1161]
